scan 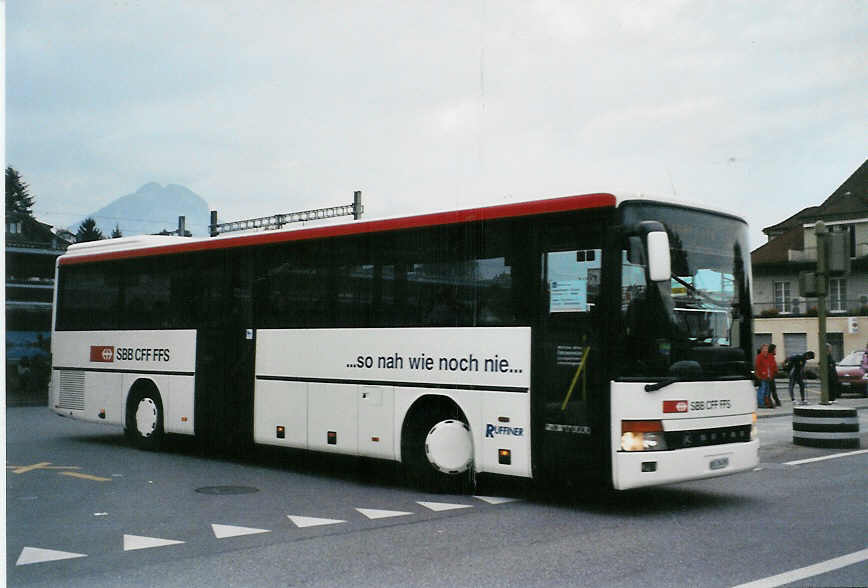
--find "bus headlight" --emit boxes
[751,412,758,441]
[621,421,667,452]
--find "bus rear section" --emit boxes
[611,380,758,490]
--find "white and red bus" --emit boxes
[50,193,759,490]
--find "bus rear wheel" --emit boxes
[125,388,164,451]
[403,408,474,493]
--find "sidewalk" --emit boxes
[756,378,868,418]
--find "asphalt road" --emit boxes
[5,405,867,587]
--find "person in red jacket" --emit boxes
[755,344,777,408]
[768,343,781,406]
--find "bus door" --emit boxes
[536,224,605,478]
[194,251,256,450]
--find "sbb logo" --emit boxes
[663,400,689,413]
[90,346,115,363]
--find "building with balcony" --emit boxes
[6,211,70,404]
[751,159,868,363]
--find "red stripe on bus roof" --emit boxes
[60,192,616,265]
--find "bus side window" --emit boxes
[56,263,121,331]
[545,249,601,314]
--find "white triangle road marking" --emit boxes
[356,507,414,520]
[211,524,271,538]
[287,515,347,528]
[474,495,520,504]
[16,546,87,566]
[123,534,185,551]
[417,501,473,512]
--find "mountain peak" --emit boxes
[71,183,210,237]
[137,182,163,192]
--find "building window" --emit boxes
[829,278,847,313]
[6,221,22,234]
[774,281,791,313]
[754,333,772,354]
[783,333,807,359]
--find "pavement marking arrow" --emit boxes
[474,495,520,504]
[123,534,185,551]
[211,524,271,539]
[356,508,414,520]
[16,547,87,566]
[417,501,474,512]
[287,515,347,528]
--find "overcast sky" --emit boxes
[6,1,867,247]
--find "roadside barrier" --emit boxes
[792,405,860,449]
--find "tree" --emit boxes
[75,217,104,242]
[6,166,35,216]
[111,224,123,238]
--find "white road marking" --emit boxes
[16,547,87,566]
[211,524,271,538]
[14,492,520,563]
[474,495,519,504]
[356,508,414,520]
[417,501,473,512]
[784,449,868,466]
[732,547,868,588]
[287,515,347,528]
[123,534,185,551]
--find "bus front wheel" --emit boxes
[403,407,474,493]
[125,388,164,451]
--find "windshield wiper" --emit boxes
[645,378,680,392]
[671,275,731,307]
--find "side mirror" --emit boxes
[646,230,671,282]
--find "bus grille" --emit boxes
[58,370,86,411]
[665,425,751,450]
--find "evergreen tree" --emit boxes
[75,217,104,242]
[6,167,35,216]
[111,224,123,238]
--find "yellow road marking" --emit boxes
[7,463,81,474]
[11,462,52,474]
[59,471,112,482]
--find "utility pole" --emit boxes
[794,221,859,449]
[802,220,850,405]
[816,221,830,404]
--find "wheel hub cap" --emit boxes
[135,398,158,437]
[424,419,473,474]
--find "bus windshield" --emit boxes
[618,202,752,381]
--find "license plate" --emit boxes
[709,457,729,470]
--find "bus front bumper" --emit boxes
[612,439,759,490]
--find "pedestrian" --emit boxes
[755,344,776,408]
[768,344,781,407]
[826,343,840,401]
[785,350,814,405]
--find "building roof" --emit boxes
[5,213,71,251]
[763,159,868,237]
[751,225,805,266]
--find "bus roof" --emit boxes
[58,192,744,266]
[59,192,618,265]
